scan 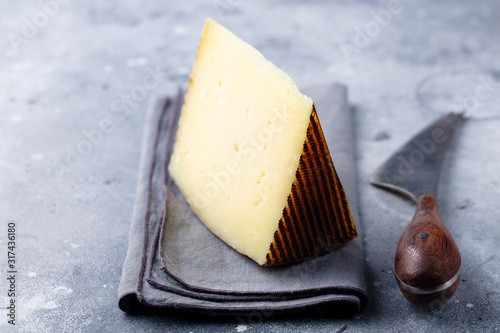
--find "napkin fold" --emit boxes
[118,83,367,318]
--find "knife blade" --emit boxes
[370,112,463,309]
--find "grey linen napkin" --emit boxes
[118,83,367,317]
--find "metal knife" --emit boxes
[370,112,463,309]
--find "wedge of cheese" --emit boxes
[168,18,357,266]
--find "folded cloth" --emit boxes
[118,83,368,318]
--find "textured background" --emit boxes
[1,0,499,332]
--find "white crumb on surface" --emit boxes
[11,114,24,123]
[30,153,44,160]
[40,301,58,309]
[53,286,73,295]
[126,57,148,67]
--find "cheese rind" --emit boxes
[264,107,356,266]
[168,18,357,266]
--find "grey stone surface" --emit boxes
[1,0,499,332]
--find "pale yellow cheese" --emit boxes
[168,18,313,265]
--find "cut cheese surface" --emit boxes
[168,18,357,266]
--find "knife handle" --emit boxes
[394,194,461,309]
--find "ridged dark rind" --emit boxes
[264,106,357,266]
